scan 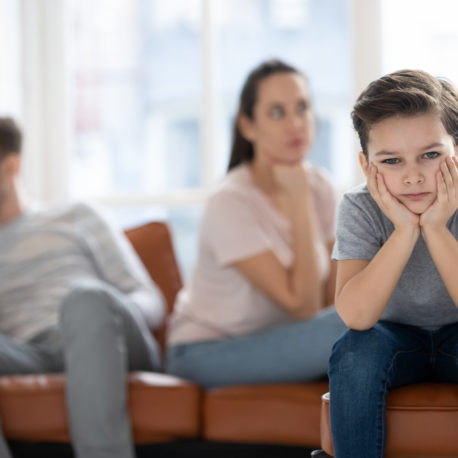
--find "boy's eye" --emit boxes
[270,106,285,119]
[423,151,440,159]
[381,158,400,165]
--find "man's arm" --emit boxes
[80,204,166,329]
[421,156,458,308]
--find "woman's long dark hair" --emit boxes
[227,59,302,171]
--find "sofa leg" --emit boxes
[310,450,332,457]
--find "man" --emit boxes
[0,117,165,458]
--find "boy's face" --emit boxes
[360,113,458,215]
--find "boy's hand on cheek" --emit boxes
[420,156,458,230]
[367,164,420,230]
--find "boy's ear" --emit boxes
[358,152,369,178]
[238,115,255,142]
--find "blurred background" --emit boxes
[1,0,458,278]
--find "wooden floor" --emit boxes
[9,440,313,458]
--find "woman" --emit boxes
[166,59,346,388]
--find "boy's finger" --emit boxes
[436,169,447,203]
[449,156,458,181]
[367,165,379,198]
[442,160,454,193]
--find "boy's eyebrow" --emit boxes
[421,142,445,150]
[374,142,446,157]
[374,150,396,156]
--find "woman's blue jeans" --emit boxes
[328,321,458,458]
[167,306,346,389]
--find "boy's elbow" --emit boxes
[335,300,376,331]
[345,320,374,331]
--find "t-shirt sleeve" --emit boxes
[332,191,383,261]
[202,190,272,267]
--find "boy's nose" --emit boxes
[403,173,424,185]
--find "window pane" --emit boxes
[382,0,458,83]
[0,0,21,118]
[212,0,354,188]
[69,0,202,198]
[105,204,203,281]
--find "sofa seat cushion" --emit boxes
[204,381,329,447]
[0,372,201,443]
[320,383,458,457]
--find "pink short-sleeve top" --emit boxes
[167,162,336,345]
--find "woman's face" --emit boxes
[240,72,314,166]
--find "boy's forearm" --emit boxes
[337,226,419,329]
[422,226,458,308]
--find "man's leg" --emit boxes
[59,281,161,458]
[0,333,61,458]
[0,422,12,458]
[328,322,431,458]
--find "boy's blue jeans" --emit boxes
[328,321,458,458]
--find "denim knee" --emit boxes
[59,281,122,332]
[329,327,391,385]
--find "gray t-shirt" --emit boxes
[332,183,458,330]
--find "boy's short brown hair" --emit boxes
[352,69,458,157]
[0,117,22,161]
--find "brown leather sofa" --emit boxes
[0,222,201,446]
[317,383,458,457]
[1,221,457,457]
[0,221,326,451]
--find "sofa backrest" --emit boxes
[124,221,183,353]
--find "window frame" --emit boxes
[19,0,382,206]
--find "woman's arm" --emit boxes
[234,166,323,319]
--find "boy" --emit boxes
[329,70,458,457]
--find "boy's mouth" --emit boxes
[403,192,431,201]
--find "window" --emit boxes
[69,0,203,199]
[66,0,353,277]
[381,0,458,82]
[20,1,458,278]
[0,0,21,118]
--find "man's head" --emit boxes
[0,117,22,160]
[353,70,458,215]
[0,118,22,219]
